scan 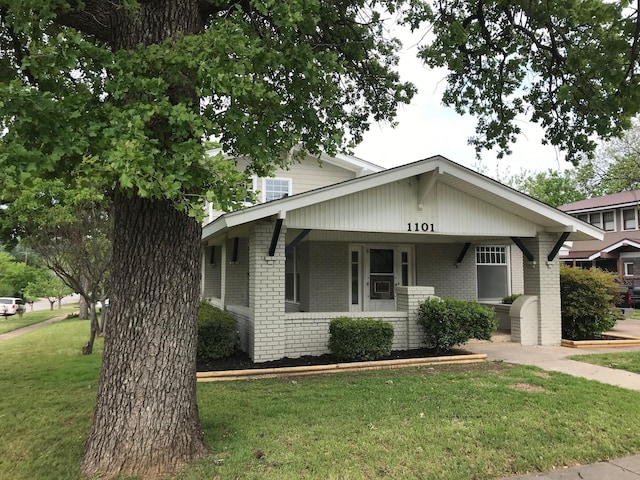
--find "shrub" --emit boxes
[197,302,237,362]
[328,317,394,361]
[417,298,496,353]
[560,265,618,340]
[502,293,522,304]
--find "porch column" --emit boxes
[396,286,436,350]
[249,221,287,362]
[521,233,562,345]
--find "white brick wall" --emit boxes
[249,222,287,362]
[521,233,562,345]
[306,242,349,312]
[416,243,476,300]
[225,237,250,306]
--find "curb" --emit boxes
[197,352,488,382]
[561,331,640,348]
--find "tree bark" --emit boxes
[81,192,206,479]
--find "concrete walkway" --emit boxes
[465,320,640,480]
[0,314,68,342]
[465,320,640,391]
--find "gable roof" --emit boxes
[203,155,603,243]
[559,190,640,213]
[205,147,383,177]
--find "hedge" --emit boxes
[417,297,496,353]
[560,265,618,340]
[328,317,394,361]
[197,302,237,362]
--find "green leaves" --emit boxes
[0,0,415,216]
[409,0,640,164]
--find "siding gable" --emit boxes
[286,179,538,236]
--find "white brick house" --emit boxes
[201,155,602,362]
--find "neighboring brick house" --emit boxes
[201,154,602,362]
[558,190,640,287]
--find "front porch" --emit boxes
[201,156,603,362]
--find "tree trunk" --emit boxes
[79,276,90,320]
[81,192,206,479]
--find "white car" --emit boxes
[0,297,26,316]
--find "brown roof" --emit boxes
[559,190,640,212]
[561,231,640,259]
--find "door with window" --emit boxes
[350,245,414,311]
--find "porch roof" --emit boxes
[202,156,603,244]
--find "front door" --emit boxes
[365,247,396,311]
[350,245,414,312]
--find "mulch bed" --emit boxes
[197,347,459,372]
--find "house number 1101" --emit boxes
[408,223,434,232]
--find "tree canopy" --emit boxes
[405,0,640,164]
[507,168,587,207]
[576,120,640,196]
[1,1,416,478]
[3,0,640,478]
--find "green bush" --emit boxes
[328,317,394,361]
[197,302,237,362]
[502,293,522,304]
[560,265,618,340]
[417,298,496,353]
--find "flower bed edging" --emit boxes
[197,351,487,382]
[561,331,640,348]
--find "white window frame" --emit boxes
[476,245,511,301]
[262,177,292,203]
[602,210,615,231]
[624,262,634,277]
[622,208,638,231]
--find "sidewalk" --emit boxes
[465,320,640,479]
[0,314,68,342]
[503,455,640,479]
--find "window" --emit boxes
[263,178,292,202]
[625,262,634,277]
[401,251,409,286]
[623,208,637,231]
[578,210,615,231]
[351,250,359,305]
[476,246,509,301]
[285,246,300,303]
[603,211,615,231]
[589,212,602,229]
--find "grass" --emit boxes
[0,304,79,334]
[571,351,640,375]
[3,321,640,480]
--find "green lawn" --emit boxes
[571,351,640,375]
[3,321,640,480]
[0,304,79,334]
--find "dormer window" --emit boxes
[263,178,292,202]
[576,211,615,231]
[623,208,638,231]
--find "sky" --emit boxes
[353,24,573,177]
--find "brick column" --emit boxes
[249,221,286,362]
[396,286,437,349]
[521,233,562,345]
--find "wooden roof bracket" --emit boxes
[547,231,571,262]
[268,218,284,256]
[456,242,471,266]
[231,237,239,263]
[286,229,311,255]
[511,237,534,262]
[417,167,440,211]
